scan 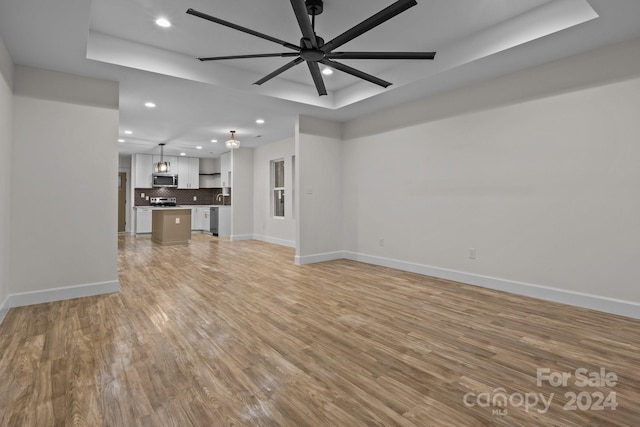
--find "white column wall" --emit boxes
[0,36,13,319]
[295,116,343,264]
[9,66,119,305]
[230,147,254,240]
[253,137,295,247]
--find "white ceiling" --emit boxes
[1,0,640,158]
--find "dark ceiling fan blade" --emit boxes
[254,57,304,85]
[307,61,328,96]
[290,0,318,49]
[326,51,436,60]
[199,52,300,61]
[187,8,300,51]
[321,0,416,53]
[321,59,391,88]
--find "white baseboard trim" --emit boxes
[295,251,345,265]
[230,234,254,241]
[341,251,640,319]
[253,234,296,248]
[0,280,119,323]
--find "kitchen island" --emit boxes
[151,208,191,245]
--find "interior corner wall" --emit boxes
[9,66,119,303]
[295,115,343,264]
[0,35,13,318]
[230,147,254,240]
[253,137,295,247]
[342,75,640,307]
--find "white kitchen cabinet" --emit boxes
[189,206,212,231]
[135,208,153,234]
[133,154,153,188]
[191,207,198,231]
[177,157,199,189]
[188,157,200,188]
[198,207,210,231]
[220,152,231,188]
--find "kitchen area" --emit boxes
[124,149,232,242]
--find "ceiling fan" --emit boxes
[186,0,436,96]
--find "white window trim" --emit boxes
[271,159,285,218]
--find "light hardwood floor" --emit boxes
[0,234,639,426]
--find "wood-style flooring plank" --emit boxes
[0,234,639,426]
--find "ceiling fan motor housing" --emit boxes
[300,36,325,61]
[305,0,323,16]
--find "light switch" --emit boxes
[175,218,180,224]
[141,193,145,198]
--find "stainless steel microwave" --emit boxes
[152,174,178,187]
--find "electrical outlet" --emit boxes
[469,248,476,259]
[175,218,180,224]
[379,238,385,247]
[141,193,145,198]
[146,196,149,200]
[193,196,197,201]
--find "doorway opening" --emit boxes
[118,172,127,232]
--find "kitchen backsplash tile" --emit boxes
[134,188,231,206]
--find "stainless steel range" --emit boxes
[150,197,177,207]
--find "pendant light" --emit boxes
[155,143,170,173]
[225,130,240,149]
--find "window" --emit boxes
[272,159,285,217]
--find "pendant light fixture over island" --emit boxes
[155,143,170,173]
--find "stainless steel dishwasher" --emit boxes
[210,207,219,236]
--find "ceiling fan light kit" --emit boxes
[187,0,436,96]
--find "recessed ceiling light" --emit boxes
[118,139,125,143]
[180,152,186,156]
[256,119,265,124]
[196,146,202,149]
[211,139,218,143]
[322,68,333,76]
[124,130,133,135]
[155,17,171,28]
[144,102,156,108]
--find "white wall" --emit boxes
[343,75,640,310]
[230,147,254,240]
[253,137,295,247]
[343,37,640,142]
[295,116,343,263]
[8,66,119,305]
[0,36,13,320]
